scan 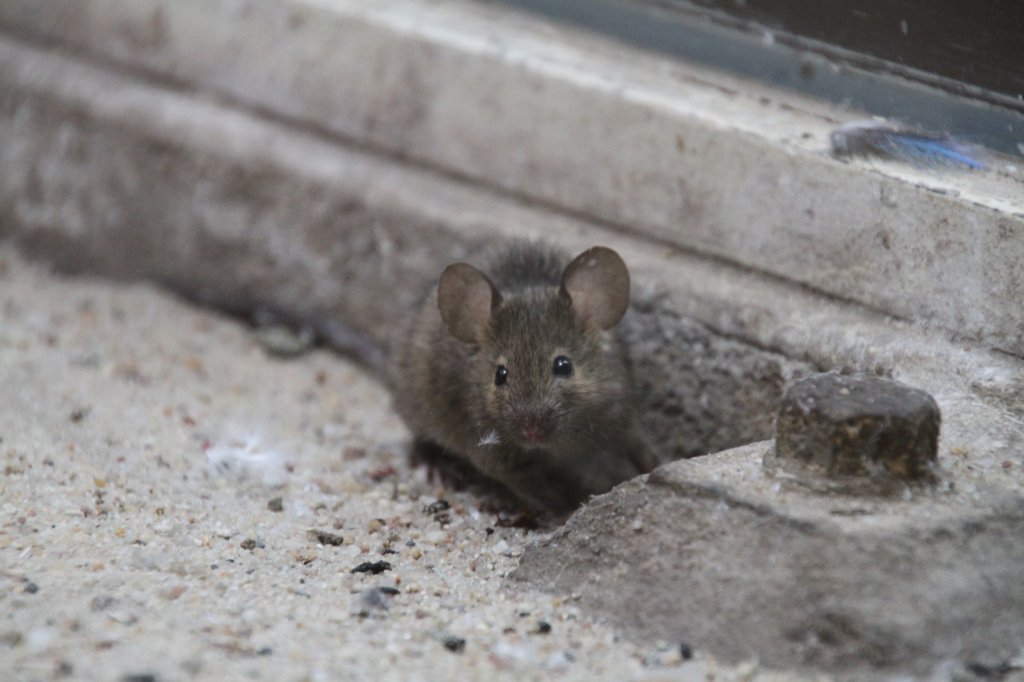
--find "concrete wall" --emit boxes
[2,0,1022,356]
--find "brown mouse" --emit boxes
[392,241,654,514]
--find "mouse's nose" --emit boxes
[521,424,543,443]
[519,413,551,446]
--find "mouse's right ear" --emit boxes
[437,263,501,344]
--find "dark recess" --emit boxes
[679,0,1024,106]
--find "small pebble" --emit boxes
[255,324,315,358]
[680,642,693,660]
[535,621,552,634]
[309,530,344,546]
[441,634,466,653]
[240,539,258,551]
[422,500,451,515]
[351,561,391,575]
[368,465,396,481]
[267,497,284,512]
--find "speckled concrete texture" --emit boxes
[0,247,822,681]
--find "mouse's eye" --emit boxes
[494,365,508,386]
[552,355,573,378]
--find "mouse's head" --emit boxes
[437,246,632,452]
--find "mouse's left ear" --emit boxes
[560,247,630,330]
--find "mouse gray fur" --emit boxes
[392,241,654,514]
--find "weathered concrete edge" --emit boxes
[512,443,1024,677]
[0,36,1021,479]
[0,0,1022,354]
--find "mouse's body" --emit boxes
[391,241,653,513]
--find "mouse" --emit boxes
[391,241,655,514]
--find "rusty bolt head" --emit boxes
[771,373,940,488]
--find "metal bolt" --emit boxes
[770,373,940,489]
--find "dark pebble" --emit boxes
[121,675,157,682]
[256,646,273,656]
[536,621,552,634]
[70,408,90,423]
[267,497,284,512]
[679,642,693,660]
[309,530,344,546]
[966,661,1013,678]
[24,581,39,594]
[240,539,258,551]
[442,635,466,653]
[422,500,450,515]
[351,561,392,575]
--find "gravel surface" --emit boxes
[0,246,820,681]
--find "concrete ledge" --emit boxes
[514,443,1024,679]
[2,0,1022,354]
[2,33,1021,471]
